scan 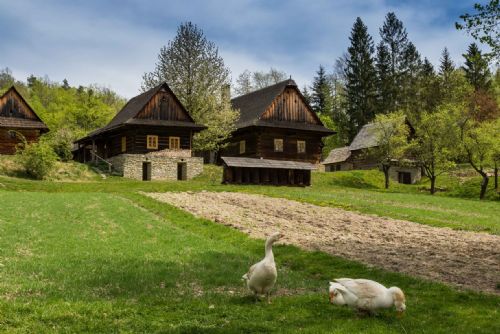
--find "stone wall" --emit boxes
[107,150,203,181]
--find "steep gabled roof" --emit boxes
[231,79,333,134]
[79,82,205,141]
[322,146,351,164]
[0,86,48,131]
[349,117,411,151]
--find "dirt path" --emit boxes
[146,191,500,294]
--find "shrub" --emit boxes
[16,140,58,179]
[46,128,75,161]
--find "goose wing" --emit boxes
[334,279,385,299]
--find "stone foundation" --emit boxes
[107,150,203,180]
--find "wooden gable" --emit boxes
[0,87,42,121]
[260,86,321,125]
[135,87,191,122]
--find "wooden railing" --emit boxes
[90,151,113,173]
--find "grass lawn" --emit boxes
[1,166,498,234]
[0,190,498,333]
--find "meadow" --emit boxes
[0,166,498,333]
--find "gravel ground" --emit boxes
[146,191,500,294]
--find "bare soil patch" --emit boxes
[146,191,500,294]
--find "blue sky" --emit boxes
[0,0,483,98]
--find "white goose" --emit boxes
[329,281,347,306]
[242,232,283,303]
[331,278,406,316]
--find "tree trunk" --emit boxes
[479,173,489,200]
[495,162,498,191]
[430,176,436,195]
[383,165,390,189]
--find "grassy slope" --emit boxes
[1,166,498,234]
[0,191,498,333]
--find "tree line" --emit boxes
[290,7,499,199]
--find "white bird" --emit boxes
[329,281,348,305]
[331,278,406,316]
[242,232,283,303]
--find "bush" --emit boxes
[16,140,58,179]
[46,128,75,161]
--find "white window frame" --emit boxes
[239,140,246,154]
[274,138,283,152]
[147,135,158,149]
[297,140,306,153]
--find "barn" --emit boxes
[0,86,49,154]
[73,82,206,180]
[322,120,421,184]
[220,79,334,186]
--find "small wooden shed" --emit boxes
[0,86,49,154]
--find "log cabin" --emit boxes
[74,82,206,180]
[322,119,421,184]
[220,79,334,186]
[0,86,49,154]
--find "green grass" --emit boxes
[1,165,498,234]
[0,190,498,333]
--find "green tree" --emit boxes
[344,17,377,140]
[459,116,499,199]
[400,42,422,117]
[311,65,334,115]
[417,58,441,116]
[410,106,459,194]
[369,112,410,189]
[141,22,238,151]
[462,42,492,91]
[375,41,392,115]
[302,85,312,105]
[234,68,288,95]
[378,12,410,113]
[16,137,58,180]
[456,0,500,62]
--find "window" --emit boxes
[274,138,283,152]
[169,136,180,150]
[239,140,246,154]
[147,135,158,149]
[297,140,306,153]
[121,136,126,152]
[8,131,16,139]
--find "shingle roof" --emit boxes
[349,123,381,151]
[322,146,351,164]
[231,79,294,126]
[0,87,48,131]
[221,156,316,170]
[230,79,334,134]
[349,118,409,151]
[78,82,204,141]
[0,116,48,130]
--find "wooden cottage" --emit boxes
[322,120,421,184]
[0,86,49,154]
[220,79,334,186]
[74,82,206,180]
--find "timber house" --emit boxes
[322,119,421,184]
[220,79,334,186]
[0,86,49,154]
[74,82,206,181]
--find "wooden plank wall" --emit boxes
[0,90,39,120]
[0,129,40,154]
[135,90,190,122]
[257,129,322,164]
[219,132,258,158]
[260,87,319,124]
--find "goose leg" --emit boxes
[267,292,272,304]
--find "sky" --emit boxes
[0,0,485,98]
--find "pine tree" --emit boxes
[400,42,422,118]
[462,42,492,92]
[344,17,377,140]
[418,58,441,114]
[439,47,455,78]
[439,47,456,101]
[311,65,333,115]
[141,22,238,152]
[378,12,409,113]
[375,41,392,115]
[302,85,312,105]
[62,79,70,90]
